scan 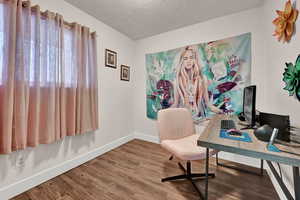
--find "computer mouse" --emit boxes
[226,129,242,136]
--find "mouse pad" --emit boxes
[220,130,252,142]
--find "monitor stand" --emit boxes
[238,121,256,130]
[240,125,255,130]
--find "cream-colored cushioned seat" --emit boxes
[157,107,216,198]
[161,134,218,161]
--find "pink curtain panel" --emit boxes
[0,0,99,154]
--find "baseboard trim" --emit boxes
[134,131,160,144]
[0,134,134,200]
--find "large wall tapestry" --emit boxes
[146,33,251,122]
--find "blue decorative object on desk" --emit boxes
[220,130,252,142]
[267,144,281,152]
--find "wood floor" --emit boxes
[12,139,279,200]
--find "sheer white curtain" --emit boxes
[0,0,99,154]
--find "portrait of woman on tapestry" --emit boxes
[172,46,222,120]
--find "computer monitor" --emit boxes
[242,85,256,129]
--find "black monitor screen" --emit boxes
[243,85,256,126]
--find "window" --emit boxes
[0,0,98,154]
[0,5,88,87]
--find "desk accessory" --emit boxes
[267,128,281,152]
[227,129,242,136]
[221,119,236,130]
[259,112,290,142]
[220,129,252,142]
[254,124,273,142]
[238,112,246,121]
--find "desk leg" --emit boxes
[205,148,209,200]
[294,166,300,200]
[267,161,294,200]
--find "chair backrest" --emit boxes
[157,108,195,142]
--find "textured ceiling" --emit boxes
[65,0,264,40]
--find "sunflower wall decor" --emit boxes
[283,55,300,101]
[273,0,298,43]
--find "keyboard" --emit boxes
[221,120,236,130]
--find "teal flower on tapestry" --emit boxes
[283,55,300,98]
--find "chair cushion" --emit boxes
[161,134,218,161]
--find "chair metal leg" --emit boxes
[161,174,187,182]
[190,173,215,178]
[188,176,204,199]
[178,162,186,173]
[162,160,215,200]
[161,159,215,199]
[187,161,191,175]
[161,172,214,182]
[178,162,215,178]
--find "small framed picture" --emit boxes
[120,65,130,81]
[105,49,117,68]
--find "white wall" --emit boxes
[132,2,299,199]
[0,0,135,198]
[263,0,300,198]
[133,7,267,167]
[263,0,300,125]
